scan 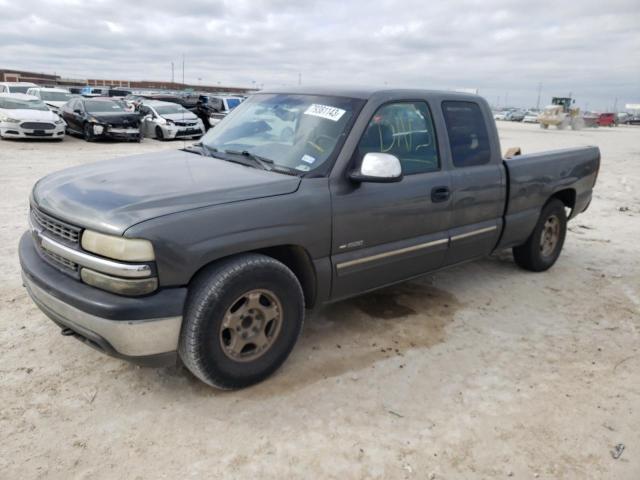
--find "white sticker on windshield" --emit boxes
[295,164,311,172]
[301,154,316,164]
[304,104,346,122]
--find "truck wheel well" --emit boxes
[254,245,317,309]
[189,245,317,309]
[550,188,576,212]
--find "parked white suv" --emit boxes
[0,82,38,94]
[0,94,66,140]
[26,87,75,114]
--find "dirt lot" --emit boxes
[1,123,639,479]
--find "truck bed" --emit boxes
[498,146,600,249]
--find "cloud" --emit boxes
[1,0,639,110]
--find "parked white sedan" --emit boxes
[26,87,75,115]
[523,111,540,123]
[0,94,66,140]
[138,100,204,140]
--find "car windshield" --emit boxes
[201,93,363,173]
[84,100,126,113]
[40,91,73,102]
[226,98,241,110]
[8,86,32,94]
[0,98,49,110]
[154,104,188,115]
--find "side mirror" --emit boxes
[350,152,403,183]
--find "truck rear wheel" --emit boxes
[512,199,567,272]
[179,253,304,389]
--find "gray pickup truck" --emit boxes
[20,87,600,389]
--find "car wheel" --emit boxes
[155,126,164,140]
[179,253,305,389]
[512,199,567,272]
[540,123,548,129]
[83,123,93,141]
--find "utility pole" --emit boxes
[171,62,174,84]
[536,82,542,110]
[613,97,618,112]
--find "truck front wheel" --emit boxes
[512,199,567,272]
[179,254,304,389]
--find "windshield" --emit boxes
[0,98,49,110]
[226,98,241,110]
[40,91,73,102]
[155,104,188,115]
[201,93,363,173]
[8,86,32,94]
[84,100,126,113]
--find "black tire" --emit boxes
[513,199,567,272]
[179,253,304,389]
[83,123,93,141]
[155,126,164,140]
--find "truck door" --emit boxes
[441,100,505,265]
[330,101,452,300]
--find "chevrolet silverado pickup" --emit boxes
[20,87,600,389]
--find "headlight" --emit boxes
[81,230,155,261]
[165,118,174,125]
[55,118,64,125]
[0,114,20,123]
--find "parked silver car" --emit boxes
[138,100,204,140]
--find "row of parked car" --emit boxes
[493,109,540,123]
[493,106,638,127]
[0,81,244,142]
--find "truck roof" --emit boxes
[260,86,483,102]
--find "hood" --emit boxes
[89,111,141,126]
[163,112,198,122]
[1,108,59,122]
[32,150,301,235]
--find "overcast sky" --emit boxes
[1,0,638,110]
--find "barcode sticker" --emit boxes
[304,104,346,122]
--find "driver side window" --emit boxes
[357,102,439,175]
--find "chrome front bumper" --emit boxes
[23,271,182,360]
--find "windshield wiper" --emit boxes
[182,143,211,157]
[223,149,274,171]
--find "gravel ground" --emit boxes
[1,123,639,479]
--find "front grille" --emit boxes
[31,208,81,245]
[21,122,55,130]
[174,121,196,127]
[43,248,78,272]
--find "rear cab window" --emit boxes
[442,101,491,167]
